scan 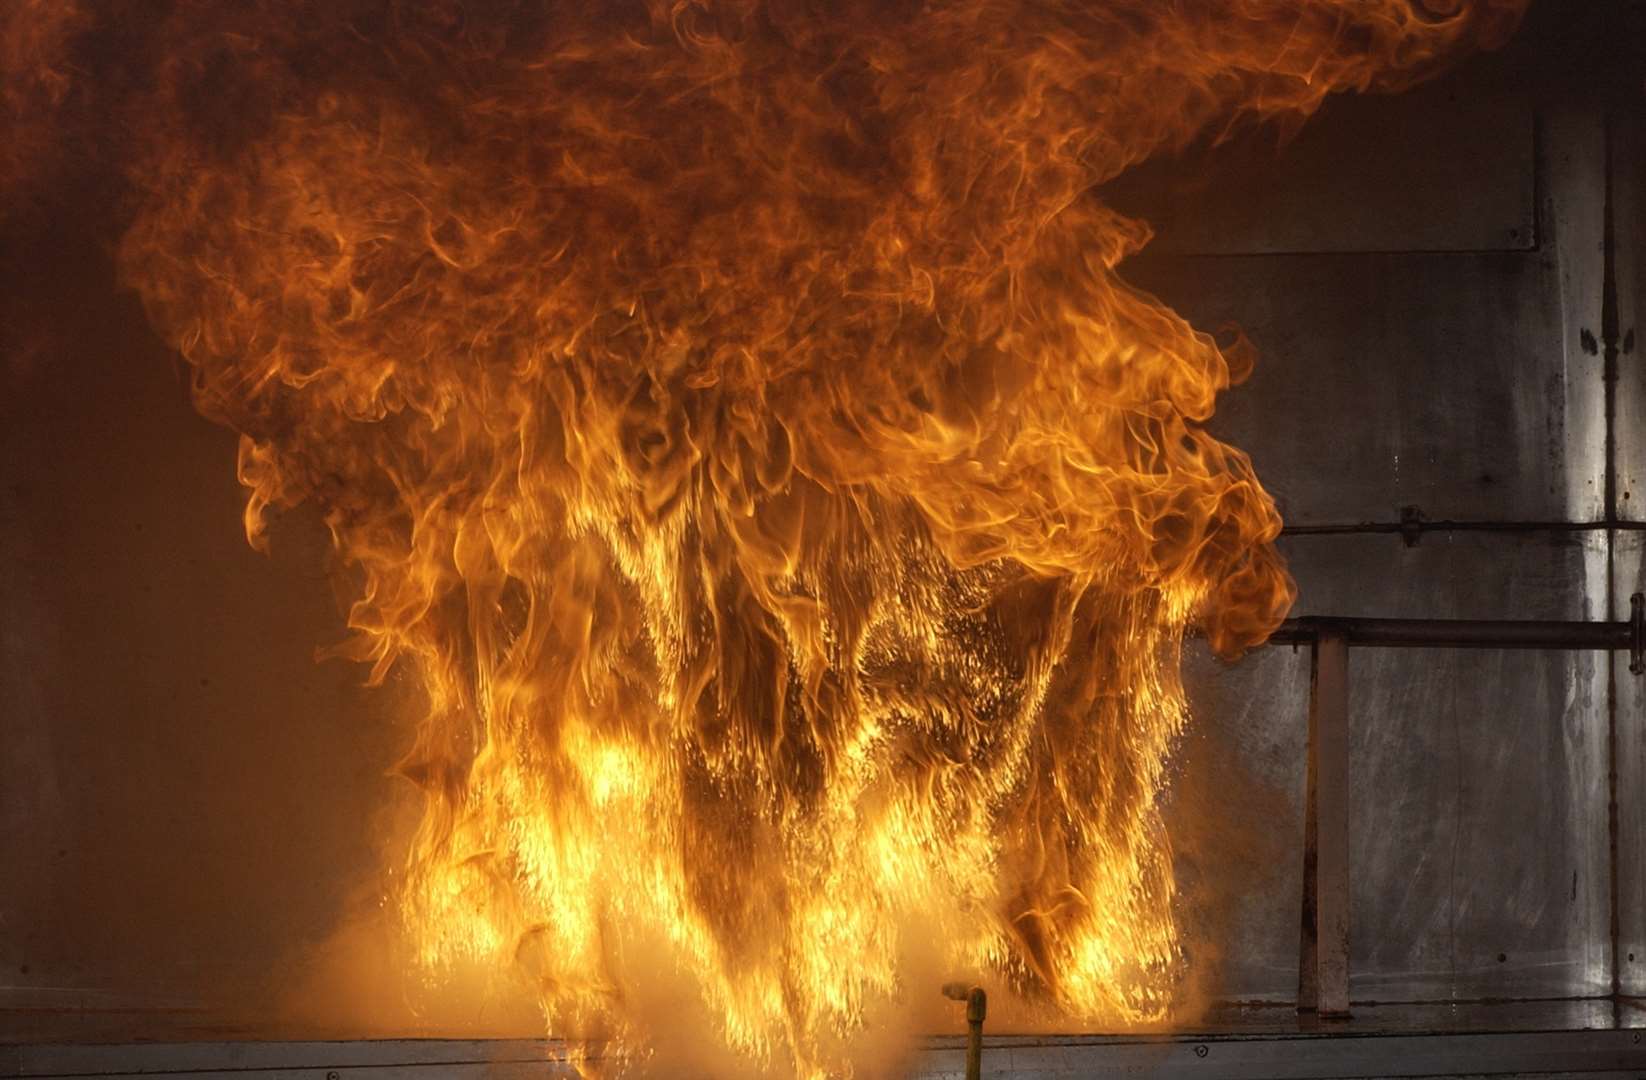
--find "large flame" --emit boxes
[8,0,1520,1072]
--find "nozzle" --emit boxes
[940,982,987,1024]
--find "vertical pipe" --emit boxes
[1299,631,1351,1017]
[941,983,986,1080]
[1314,631,1352,1018]
[965,987,986,1080]
[1298,682,1320,1013]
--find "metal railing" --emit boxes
[1274,592,1645,1017]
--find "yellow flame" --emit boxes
[0,0,1524,1072]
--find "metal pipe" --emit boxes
[1300,631,1350,1019]
[1263,592,1645,674]
[941,983,986,1080]
[1269,617,1629,649]
[1283,519,1646,538]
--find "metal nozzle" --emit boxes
[941,982,987,1079]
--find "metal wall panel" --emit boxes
[1119,98,1611,533]
[1138,82,1619,1008]
[1180,532,1612,1003]
[1611,531,1646,997]
[1175,642,1308,1001]
[1104,77,1534,256]
[1544,106,1613,530]
[1122,248,1588,528]
[1613,68,1646,1004]
[1614,105,1646,521]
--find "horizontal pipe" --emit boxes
[1269,617,1632,650]
[1281,519,1646,538]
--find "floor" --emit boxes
[7,999,1646,1078]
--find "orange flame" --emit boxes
[8,0,1521,1071]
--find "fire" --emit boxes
[7,0,1520,1073]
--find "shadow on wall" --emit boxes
[0,202,459,1031]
